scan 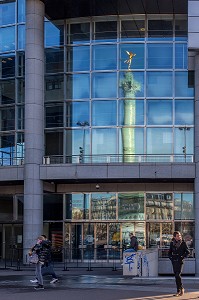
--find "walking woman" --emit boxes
[29,235,51,290]
[168,231,190,297]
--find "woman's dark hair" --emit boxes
[173,231,181,237]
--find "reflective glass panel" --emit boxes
[147,72,172,97]
[16,132,24,159]
[92,100,116,126]
[147,100,172,125]
[43,194,63,220]
[0,134,15,165]
[148,19,173,39]
[120,20,145,41]
[147,128,172,154]
[0,107,15,131]
[96,223,108,259]
[147,222,160,247]
[174,127,193,155]
[0,196,13,220]
[119,127,144,156]
[45,75,64,102]
[91,193,116,220]
[162,223,173,247]
[83,223,94,259]
[17,79,25,103]
[92,44,117,70]
[65,128,90,157]
[17,52,25,77]
[17,195,23,221]
[109,223,120,247]
[18,25,25,50]
[175,18,187,39]
[118,193,144,220]
[66,101,89,127]
[175,100,194,125]
[175,72,194,97]
[0,26,15,52]
[66,73,90,99]
[65,194,89,220]
[119,100,144,125]
[0,80,15,104]
[175,222,194,248]
[18,0,25,23]
[0,1,15,26]
[92,72,117,98]
[174,193,194,220]
[92,128,116,157]
[175,44,187,69]
[146,193,173,220]
[17,106,24,130]
[119,72,144,98]
[122,223,145,249]
[45,104,63,128]
[45,48,64,73]
[67,46,90,72]
[93,21,117,42]
[0,54,15,78]
[120,44,144,69]
[45,21,64,47]
[45,131,63,156]
[147,44,173,69]
[68,23,90,44]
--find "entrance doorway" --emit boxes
[0,224,23,261]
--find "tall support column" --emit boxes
[195,53,199,275]
[23,0,44,262]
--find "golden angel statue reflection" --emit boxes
[124,51,136,69]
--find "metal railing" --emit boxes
[43,154,194,165]
[158,247,195,258]
[0,155,24,166]
[0,246,122,271]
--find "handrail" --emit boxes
[43,154,194,164]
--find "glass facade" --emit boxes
[0,0,25,166]
[43,15,194,164]
[41,191,195,259]
[0,1,195,265]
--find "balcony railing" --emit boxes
[0,154,194,166]
[43,154,194,164]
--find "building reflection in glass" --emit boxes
[91,193,116,220]
[146,193,173,220]
[118,193,144,220]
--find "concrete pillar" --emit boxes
[23,0,44,262]
[195,53,199,275]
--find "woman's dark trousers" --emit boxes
[172,260,183,292]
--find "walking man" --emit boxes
[129,232,138,252]
[168,231,190,297]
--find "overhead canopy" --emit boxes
[44,0,187,20]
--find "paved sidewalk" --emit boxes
[0,266,199,300]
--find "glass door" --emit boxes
[96,223,107,259]
[146,222,173,248]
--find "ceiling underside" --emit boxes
[44,0,187,20]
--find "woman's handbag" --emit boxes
[29,252,39,264]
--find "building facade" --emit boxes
[0,0,198,272]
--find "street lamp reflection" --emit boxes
[77,121,89,163]
[178,125,191,162]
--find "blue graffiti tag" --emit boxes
[124,252,136,271]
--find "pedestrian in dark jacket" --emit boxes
[30,234,58,284]
[168,231,190,297]
[129,232,138,252]
[29,235,51,290]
